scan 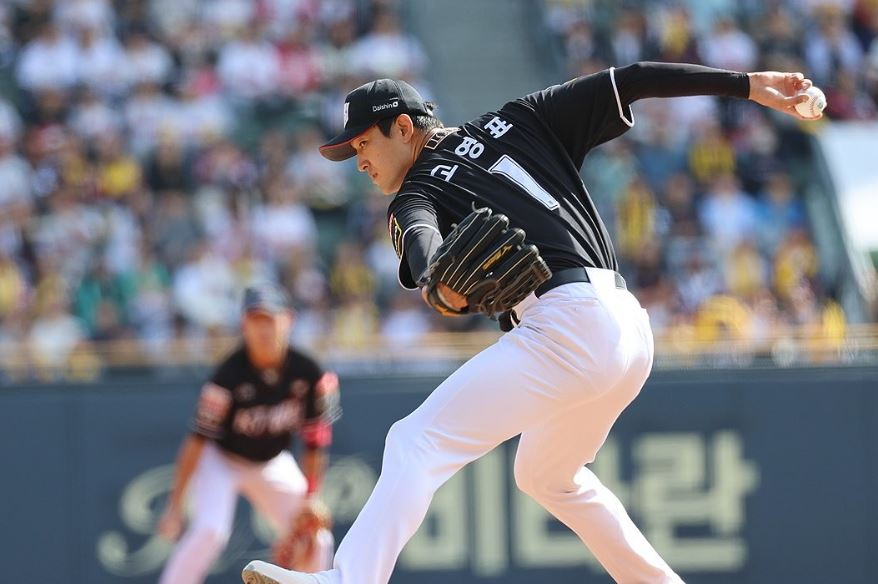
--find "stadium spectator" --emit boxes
[17,22,79,93]
[73,24,128,97]
[0,250,25,319]
[608,9,652,65]
[275,21,322,98]
[698,174,759,254]
[700,16,758,72]
[251,178,318,263]
[217,25,280,103]
[54,0,115,36]
[348,7,428,79]
[150,191,203,269]
[756,171,806,254]
[381,292,431,348]
[172,243,237,331]
[28,293,86,374]
[0,131,32,211]
[123,27,174,87]
[804,6,864,87]
[286,125,350,209]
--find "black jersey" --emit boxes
[191,346,340,462]
[387,62,749,288]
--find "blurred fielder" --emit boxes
[157,284,340,584]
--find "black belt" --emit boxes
[499,268,626,331]
[534,267,626,298]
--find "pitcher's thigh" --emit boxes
[400,333,597,454]
[514,378,642,491]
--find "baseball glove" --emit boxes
[273,500,332,570]
[418,206,552,317]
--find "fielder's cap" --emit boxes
[241,284,292,315]
[319,79,432,162]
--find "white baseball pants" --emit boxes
[159,443,333,584]
[315,269,682,584]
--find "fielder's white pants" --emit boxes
[159,443,333,584]
[314,269,682,584]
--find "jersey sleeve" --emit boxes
[611,61,750,104]
[522,67,634,168]
[387,191,443,290]
[190,357,237,440]
[299,355,341,449]
[523,62,750,168]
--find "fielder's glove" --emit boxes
[273,499,332,570]
[418,206,552,317]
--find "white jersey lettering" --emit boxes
[485,116,513,139]
[430,163,459,182]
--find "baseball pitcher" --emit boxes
[243,62,819,584]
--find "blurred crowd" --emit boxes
[0,0,436,378]
[0,0,867,378]
[544,0,873,349]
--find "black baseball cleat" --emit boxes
[241,560,320,584]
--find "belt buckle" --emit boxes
[498,310,522,332]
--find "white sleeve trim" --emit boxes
[396,223,442,290]
[401,223,442,242]
[609,66,635,128]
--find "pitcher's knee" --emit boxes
[383,415,425,465]
[514,452,585,500]
[513,452,543,497]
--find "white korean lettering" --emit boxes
[430,164,459,183]
[485,116,513,139]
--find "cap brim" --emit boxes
[319,123,375,162]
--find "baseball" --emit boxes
[795,86,827,119]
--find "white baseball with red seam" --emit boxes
[795,86,826,119]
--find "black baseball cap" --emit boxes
[241,284,292,315]
[319,79,432,162]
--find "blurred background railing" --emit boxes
[2,322,877,382]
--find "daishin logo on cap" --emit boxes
[372,100,399,113]
[343,102,350,127]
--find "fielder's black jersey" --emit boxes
[387,62,749,288]
[191,346,340,462]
